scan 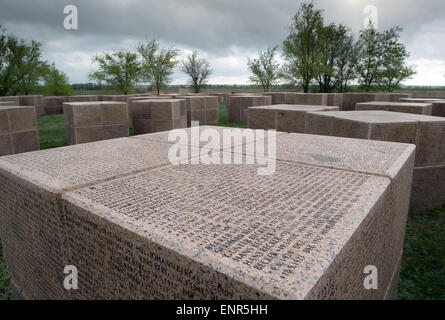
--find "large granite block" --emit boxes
[305,110,445,210]
[0,127,415,299]
[227,95,272,123]
[131,99,186,135]
[356,101,433,115]
[177,96,219,125]
[429,101,445,117]
[63,101,128,145]
[248,104,338,133]
[0,106,40,156]
[66,95,99,103]
[43,96,66,114]
[0,96,21,105]
[0,137,196,300]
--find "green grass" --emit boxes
[1,103,445,300]
[398,206,445,299]
[37,114,67,150]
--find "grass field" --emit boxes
[0,102,444,300]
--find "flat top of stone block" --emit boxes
[133,99,185,103]
[0,105,34,111]
[63,159,391,300]
[358,101,432,107]
[176,95,217,99]
[309,110,445,123]
[63,101,125,106]
[399,98,444,102]
[249,104,335,111]
[131,126,287,149]
[0,137,194,193]
[259,133,415,179]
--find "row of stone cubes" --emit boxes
[0,126,415,299]
[305,110,445,212]
[398,98,445,117]
[131,99,187,135]
[248,105,339,133]
[0,95,45,116]
[63,102,129,145]
[227,95,273,123]
[356,101,433,115]
[0,106,40,156]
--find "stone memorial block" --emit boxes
[248,104,338,133]
[66,95,99,103]
[305,110,445,211]
[209,93,227,103]
[399,98,444,103]
[20,95,45,116]
[0,106,40,156]
[0,137,196,299]
[227,95,272,123]
[0,96,21,105]
[176,96,219,125]
[0,101,16,107]
[356,101,433,115]
[63,101,128,145]
[429,101,445,117]
[0,126,415,299]
[42,96,66,114]
[131,99,186,135]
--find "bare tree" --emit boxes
[181,51,213,93]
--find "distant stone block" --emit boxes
[63,101,128,145]
[0,106,40,156]
[430,101,445,117]
[305,110,445,210]
[66,95,99,103]
[176,96,219,125]
[356,101,433,115]
[399,98,444,104]
[131,99,187,135]
[248,104,338,133]
[0,96,20,105]
[227,95,272,123]
[43,96,66,114]
[20,95,45,116]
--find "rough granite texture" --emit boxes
[227,95,272,123]
[305,110,445,210]
[43,96,66,114]
[429,101,445,117]
[248,104,339,133]
[0,128,414,300]
[356,101,433,115]
[63,101,129,145]
[21,95,45,116]
[130,99,187,135]
[0,105,40,156]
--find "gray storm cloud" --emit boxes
[0,0,444,85]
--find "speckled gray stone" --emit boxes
[63,101,129,145]
[43,96,66,114]
[248,105,339,133]
[429,101,445,117]
[176,96,219,125]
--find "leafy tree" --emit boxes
[315,24,358,93]
[355,23,383,91]
[377,27,415,91]
[247,47,281,92]
[42,62,73,96]
[282,1,324,93]
[0,26,46,96]
[181,50,213,93]
[334,26,359,92]
[89,50,141,95]
[137,40,179,95]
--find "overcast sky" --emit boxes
[0,0,444,86]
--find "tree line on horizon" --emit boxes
[248,1,416,93]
